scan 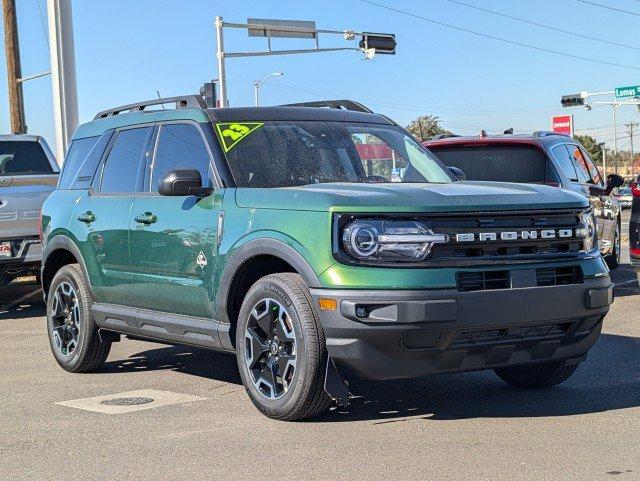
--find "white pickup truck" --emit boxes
[0,135,58,287]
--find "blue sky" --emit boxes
[2,0,640,155]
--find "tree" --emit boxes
[406,115,453,142]
[574,134,603,165]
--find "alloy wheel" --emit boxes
[244,298,297,399]
[51,282,80,357]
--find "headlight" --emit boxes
[576,210,597,252]
[341,219,449,263]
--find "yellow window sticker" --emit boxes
[215,122,264,153]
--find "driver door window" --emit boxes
[568,144,592,185]
[579,146,604,187]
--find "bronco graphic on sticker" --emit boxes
[215,122,264,153]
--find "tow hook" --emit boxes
[324,357,350,407]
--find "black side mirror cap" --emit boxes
[447,166,466,181]
[158,169,212,197]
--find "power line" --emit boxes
[447,0,640,51]
[35,0,49,44]
[360,0,640,70]
[576,0,640,17]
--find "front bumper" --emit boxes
[311,277,613,380]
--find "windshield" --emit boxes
[216,121,453,187]
[430,145,548,184]
[0,141,53,176]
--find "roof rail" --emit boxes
[94,95,207,120]
[280,99,373,113]
[533,130,569,138]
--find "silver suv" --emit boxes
[0,134,58,286]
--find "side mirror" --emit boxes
[158,169,212,197]
[447,166,466,181]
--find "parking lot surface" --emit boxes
[1,220,638,480]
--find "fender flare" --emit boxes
[215,238,321,324]
[41,235,95,300]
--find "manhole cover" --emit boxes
[100,397,155,406]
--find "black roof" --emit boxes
[207,106,393,125]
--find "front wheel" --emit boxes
[235,273,331,421]
[605,220,621,269]
[494,360,579,388]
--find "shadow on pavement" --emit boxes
[0,279,44,320]
[101,331,640,424]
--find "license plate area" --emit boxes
[0,241,12,258]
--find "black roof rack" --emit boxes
[430,133,459,141]
[280,99,373,113]
[94,95,207,120]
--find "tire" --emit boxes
[605,219,621,270]
[494,360,579,388]
[46,264,111,373]
[235,273,331,421]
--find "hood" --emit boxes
[234,181,589,213]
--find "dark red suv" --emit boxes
[425,132,624,268]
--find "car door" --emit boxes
[70,125,153,306]
[128,121,221,319]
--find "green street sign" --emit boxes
[615,85,640,98]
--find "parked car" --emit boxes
[425,132,624,268]
[41,97,613,420]
[629,179,640,283]
[613,187,632,209]
[0,134,58,286]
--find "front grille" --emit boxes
[452,321,574,347]
[425,210,584,264]
[536,266,583,286]
[456,270,510,292]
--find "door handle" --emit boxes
[134,212,157,225]
[77,211,95,223]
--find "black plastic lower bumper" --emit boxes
[311,278,613,380]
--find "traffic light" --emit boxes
[359,32,396,55]
[561,94,585,108]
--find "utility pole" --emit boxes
[2,0,26,133]
[47,0,79,164]
[627,122,639,178]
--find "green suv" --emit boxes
[41,96,614,420]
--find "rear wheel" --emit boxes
[494,360,579,388]
[46,264,111,372]
[605,219,621,269]
[235,273,331,421]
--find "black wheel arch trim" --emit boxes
[215,238,322,326]
[41,235,95,301]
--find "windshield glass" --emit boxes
[0,141,53,176]
[216,121,452,187]
[430,145,548,184]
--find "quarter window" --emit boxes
[569,145,591,184]
[551,144,578,181]
[101,127,151,193]
[150,123,212,193]
[58,136,99,189]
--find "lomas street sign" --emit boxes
[615,85,640,99]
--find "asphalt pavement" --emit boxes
[1,219,638,481]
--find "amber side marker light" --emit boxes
[318,298,338,310]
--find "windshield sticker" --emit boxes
[215,122,264,153]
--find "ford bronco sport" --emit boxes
[41,96,614,420]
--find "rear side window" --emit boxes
[579,146,604,186]
[568,144,591,184]
[58,136,99,189]
[550,144,578,181]
[430,145,547,183]
[0,141,53,175]
[100,127,151,193]
[150,123,212,193]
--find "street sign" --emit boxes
[552,115,573,136]
[615,85,640,99]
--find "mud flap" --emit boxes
[324,357,350,407]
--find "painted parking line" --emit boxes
[55,389,207,415]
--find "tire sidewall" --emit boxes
[236,277,316,417]
[46,266,91,370]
